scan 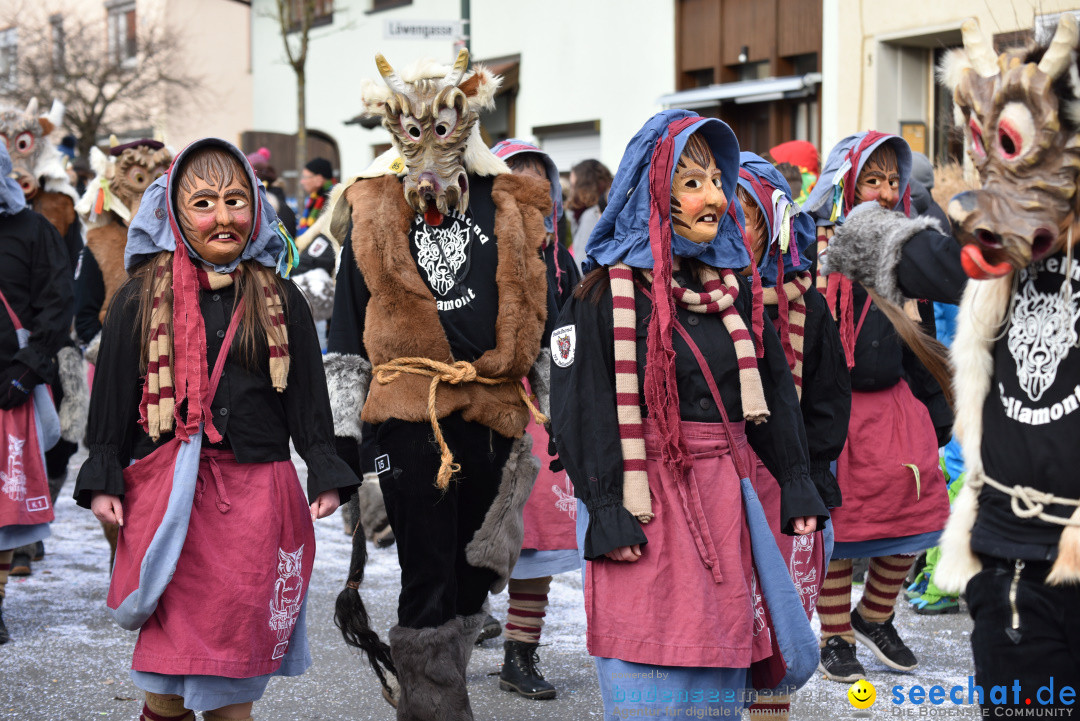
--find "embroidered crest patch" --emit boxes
[551,325,576,367]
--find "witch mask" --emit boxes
[175,147,254,266]
[671,133,728,244]
[942,15,1080,277]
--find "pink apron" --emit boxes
[749,456,825,622]
[109,304,315,677]
[830,382,949,543]
[0,289,57,531]
[584,418,772,668]
[131,450,315,677]
[521,414,577,551]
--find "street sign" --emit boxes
[383,20,464,40]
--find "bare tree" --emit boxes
[2,4,204,157]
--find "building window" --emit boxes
[50,14,65,77]
[106,1,137,66]
[369,0,413,12]
[0,27,16,91]
[737,61,770,82]
[684,68,714,88]
[286,0,334,31]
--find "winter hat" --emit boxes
[305,157,333,179]
[769,139,819,176]
[910,151,934,191]
[247,147,272,167]
[0,144,27,216]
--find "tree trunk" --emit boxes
[297,67,307,190]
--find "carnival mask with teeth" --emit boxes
[175,147,254,266]
[671,132,728,244]
[375,49,480,227]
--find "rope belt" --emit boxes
[373,357,548,489]
[977,473,1080,526]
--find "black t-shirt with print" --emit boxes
[975,252,1080,559]
[407,174,499,363]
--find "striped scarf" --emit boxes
[140,252,289,442]
[762,271,812,398]
[609,261,769,523]
[299,183,331,230]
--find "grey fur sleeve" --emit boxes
[820,204,943,305]
[526,348,551,420]
[322,352,371,442]
[57,345,89,444]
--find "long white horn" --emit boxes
[375,53,408,94]
[961,18,999,78]
[1039,13,1079,80]
[444,48,469,87]
[46,99,65,128]
[24,97,38,117]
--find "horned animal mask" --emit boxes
[0,98,66,200]
[943,15,1080,278]
[365,49,502,226]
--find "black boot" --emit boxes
[499,640,556,700]
[0,597,9,645]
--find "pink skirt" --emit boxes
[584,420,772,668]
[521,417,578,552]
[131,449,315,678]
[830,382,949,543]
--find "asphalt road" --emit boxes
[0,450,979,720]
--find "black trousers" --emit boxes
[967,554,1080,710]
[375,413,511,630]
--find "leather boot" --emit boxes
[498,640,556,700]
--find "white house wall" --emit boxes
[250,0,675,177]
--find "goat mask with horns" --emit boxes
[942,15,1080,279]
[365,49,503,227]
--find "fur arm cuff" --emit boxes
[323,353,371,442]
[527,349,551,420]
[58,345,89,444]
[822,204,943,305]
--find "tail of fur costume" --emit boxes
[334,522,398,693]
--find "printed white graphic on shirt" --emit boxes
[1007,278,1080,402]
[551,325,576,368]
[552,474,577,520]
[375,454,391,476]
[269,545,305,659]
[415,222,470,297]
[308,237,329,257]
[750,570,767,637]
[1,434,27,502]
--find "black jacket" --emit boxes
[551,270,828,560]
[73,246,104,344]
[0,208,74,383]
[74,277,358,507]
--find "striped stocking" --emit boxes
[857,555,917,623]
[0,549,11,598]
[141,692,194,720]
[504,576,551,644]
[818,558,854,645]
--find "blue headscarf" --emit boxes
[126,137,297,274]
[804,131,912,226]
[584,110,748,272]
[0,144,26,216]
[737,152,815,287]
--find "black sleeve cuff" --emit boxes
[14,347,56,385]
[73,444,126,509]
[302,442,360,505]
[778,470,830,536]
[809,460,843,510]
[582,499,649,560]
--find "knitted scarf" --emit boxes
[299,181,332,230]
[609,261,769,522]
[762,271,812,398]
[139,249,290,442]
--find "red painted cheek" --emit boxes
[194,215,218,234]
[680,193,707,217]
[231,210,253,236]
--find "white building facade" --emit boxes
[249,0,676,176]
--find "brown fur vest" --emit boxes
[85,218,130,323]
[346,173,550,438]
[33,190,76,238]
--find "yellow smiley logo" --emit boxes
[848,679,877,709]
